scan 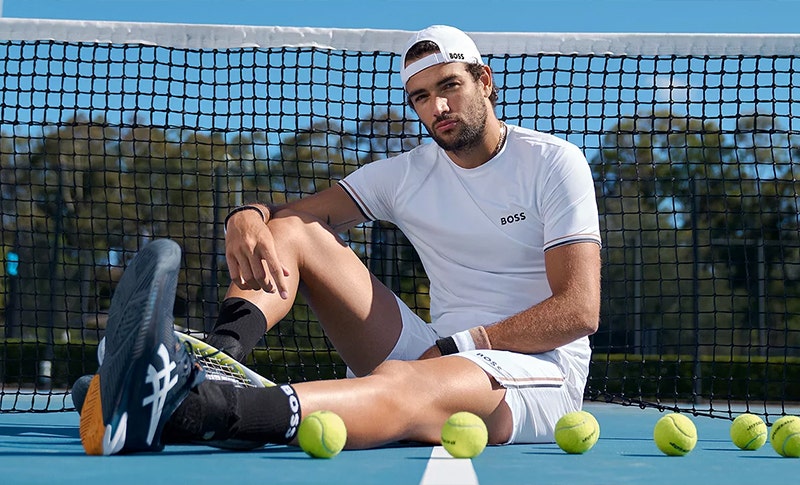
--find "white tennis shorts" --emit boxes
[383,295,588,444]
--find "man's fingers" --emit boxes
[226,231,289,296]
[227,251,265,291]
[228,258,250,290]
[236,261,261,291]
[263,256,290,300]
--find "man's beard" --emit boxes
[429,98,488,152]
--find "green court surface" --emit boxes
[0,401,796,485]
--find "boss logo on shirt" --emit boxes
[500,212,526,225]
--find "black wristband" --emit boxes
[224,205,265,232]
[435,336,459,356]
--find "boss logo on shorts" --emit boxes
[500,212,526,225]
[281,384,301,439]
[476,352,505,373]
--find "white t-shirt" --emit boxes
[339,124,600,357]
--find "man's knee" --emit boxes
[366,360,423,410]
[370,360,421,388]
[268,208,304,232]
[267,209,321,247]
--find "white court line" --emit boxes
[418,446,480,485]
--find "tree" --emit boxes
[0,113,272,338]
[592,109,800,355]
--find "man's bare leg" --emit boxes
[225,209,403,376]
[294,356,513,448]
[181,211,514,449]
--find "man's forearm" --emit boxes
[484,294,599,354]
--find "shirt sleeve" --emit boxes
[338,154,408,224]
[540,144,602,250]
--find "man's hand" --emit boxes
[224,208,290,298]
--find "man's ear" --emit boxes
[480,65,493,96]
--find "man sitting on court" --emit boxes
[77,24,602,455]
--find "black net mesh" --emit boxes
[1,27,799,420]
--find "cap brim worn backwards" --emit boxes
[400,25,483,88]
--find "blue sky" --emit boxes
[2,0,800,33]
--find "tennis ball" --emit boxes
[297,410,347,458]
[769,415,800,458]
[441,411,488,458]
[554,410,600,454]
[730,413,767,450]
[653,413,697,456]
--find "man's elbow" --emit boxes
[582,317,600,337]
[576,299,600,337]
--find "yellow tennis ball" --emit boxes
[554,410,600,454]
[730,413,767,450]
[769,415,800,458]
[297,410,347,458]
[653,413,697,456]
[441,411,488,458]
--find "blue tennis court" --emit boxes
[2,399,796,485]
[1,16,800,485]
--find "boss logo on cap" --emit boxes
[449,52,465,60]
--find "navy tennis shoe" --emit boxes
[79,239,204,455]
[70,374,93,415]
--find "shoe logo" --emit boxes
[142,344,179,445]
[103,412,128,455]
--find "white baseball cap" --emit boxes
[400,25,484,88]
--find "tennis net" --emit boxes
[1,19,799,421]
